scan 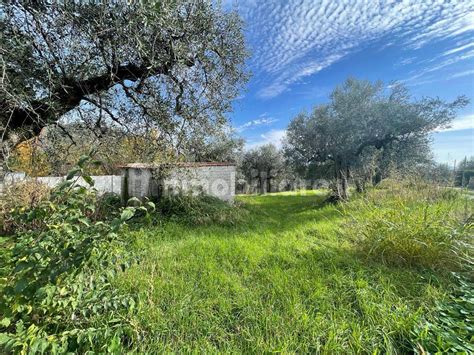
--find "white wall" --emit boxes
[2,166,236,202]
[124,165,236,202]
[1,174,122,196]
[163,166,236,202]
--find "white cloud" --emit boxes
[257,54,344,98]
[447,69,474,80]
[245,129,286,150]
[396,57,417,66]
[442,42,474,56]
[436,114,474,132]
[401,49,474,85]
[236,116,278,132]
[231,0,474,98]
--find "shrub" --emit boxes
[94,192,123,221]
[0,180,50,233]
[344,180,473,271]
[0,155,153,353]
[157,193,247,226]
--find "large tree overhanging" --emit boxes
[0,1,248,168]
[284,78,468,201]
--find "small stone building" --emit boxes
[119,162,236,202]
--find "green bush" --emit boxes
[157,193,247,226]
[0,155,153,353]
[344,181,473,271]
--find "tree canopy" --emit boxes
[240,144,287,194]
[1,1,248,169]
[285,78,468,200]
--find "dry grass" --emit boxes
[0,180,50,233]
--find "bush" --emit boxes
[95,192,123,221]
[0,180,50,233]
[157,193,247,226]
[344,180,473,271]
[0,156,153,353]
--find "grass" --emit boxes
[114,189,470,353]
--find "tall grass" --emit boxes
[2,182,471,352]
[156,193,248,226]
[342,179,473,352]
[413,273,474,353]
[344,179,473,271]
[109,189,470,352]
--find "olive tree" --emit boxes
[1,1,248,174]
[285,78,468,201]
[184,127,244,163]
[240,144,286,194]
[350,135,433,192]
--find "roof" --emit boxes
[118,162,236,169]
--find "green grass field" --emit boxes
[116,190,456,353]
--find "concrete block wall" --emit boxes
[163,165,236,202]
[123,164,236,202]
[3,164,235,202]
[123,168,154,199]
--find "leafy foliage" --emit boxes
[239,144,292,194]
[0,155,154,353]
[413,273,474,353]
[0,179,50,234]
[1,1,248,168]
[8,137,51,176]
[284,78,468,200]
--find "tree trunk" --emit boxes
[259,172,267,194]
[373,170,382,185]
[267,169,272,193]
[340,168,348,200]
[355,179,365,193]
[331,159,349,201]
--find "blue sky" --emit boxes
[225,0,474,164]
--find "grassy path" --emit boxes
[118,191,449,353]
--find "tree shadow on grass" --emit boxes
[232,192,341,234]
[135,192,340,242]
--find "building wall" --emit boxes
[124,165,236,202]
[162,165,236,202]
[1,166,235,202]
[0,174,122,196]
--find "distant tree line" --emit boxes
[455,157,474,187]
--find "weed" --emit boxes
[0,155,152,353]
[0,180,50,233]
[114,190,460,352]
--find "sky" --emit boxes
[225,0,474,164]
